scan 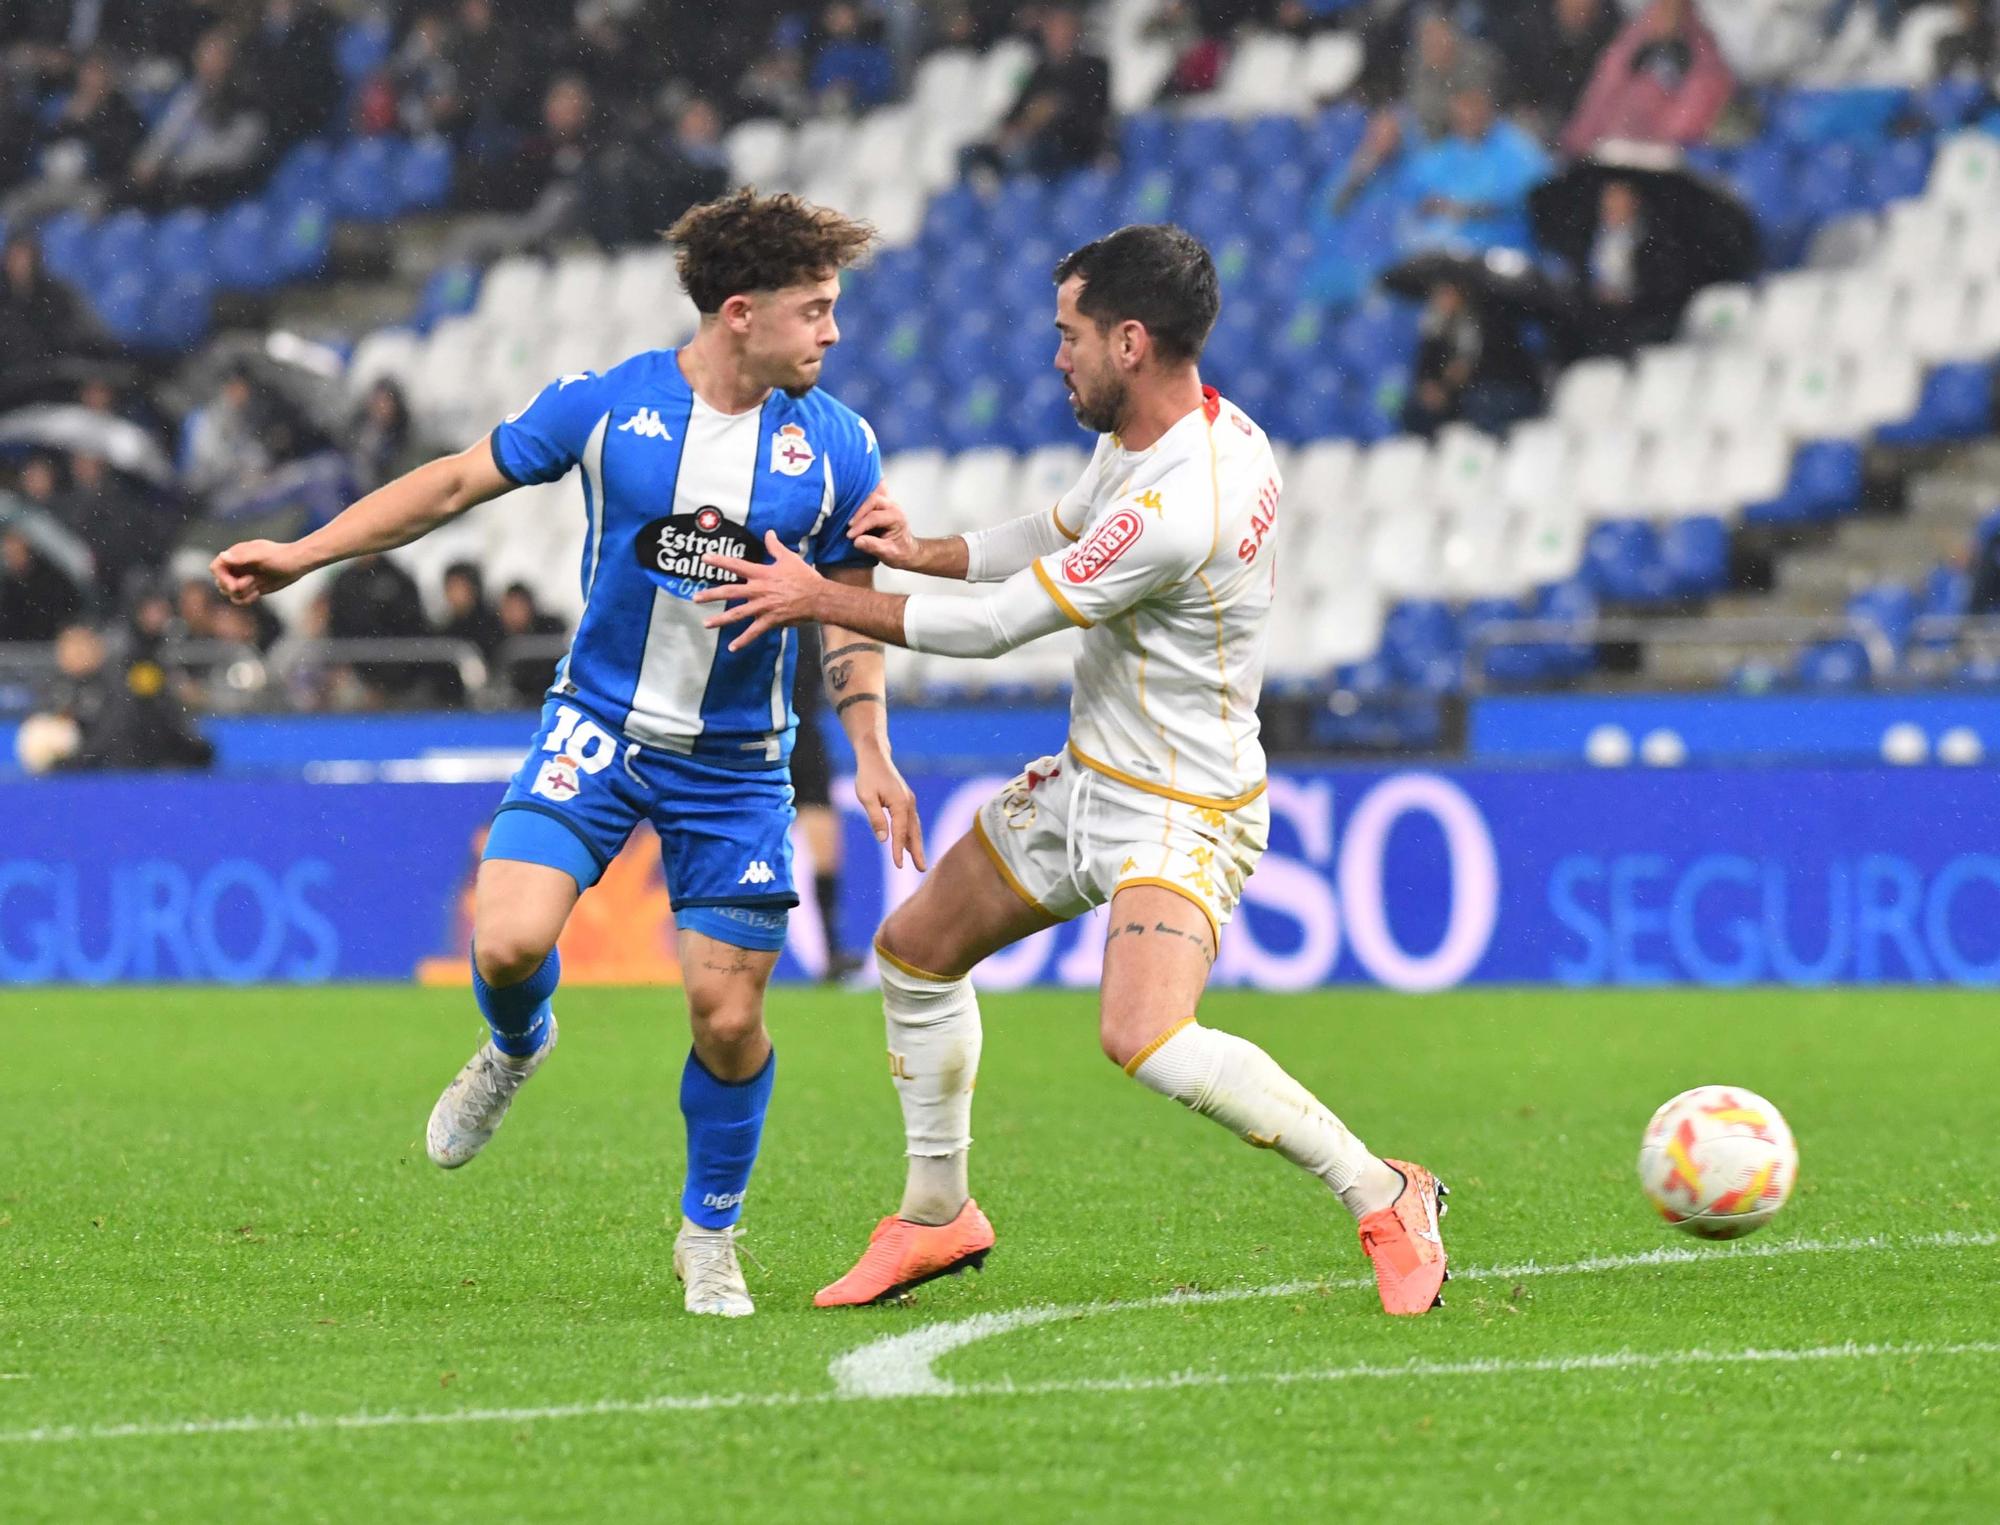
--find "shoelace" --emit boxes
[681,1230,748,1297]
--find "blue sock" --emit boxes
[680,1048,775,1229]
[471,947,559,1058]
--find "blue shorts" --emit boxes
[484,699,796,951]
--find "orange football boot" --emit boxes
[814,1200,996,1307]
[1356,1159,1450,1316]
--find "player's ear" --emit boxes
[719,292,755,334]
[1116,319,1148,373]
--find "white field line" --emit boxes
[2,1230,1993,1447]
[830,1228,2000,1397]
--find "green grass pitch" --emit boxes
[3,986,1995,1522]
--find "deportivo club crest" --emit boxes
[770,423,815,476]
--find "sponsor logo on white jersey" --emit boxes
[701,1189,746,1211]
[770,422,815,476]
[1062,507,1144,583]
[617,407,674,440]
[738,861,776,885]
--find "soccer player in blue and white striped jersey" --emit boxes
[211,192,925,1317]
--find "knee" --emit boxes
[474,929,553,987]
[1098,1014,1148,1072]
[876,904,964,983]
[688,990,764,1051]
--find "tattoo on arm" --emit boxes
[835,692,884,716]
[823,641,884,661]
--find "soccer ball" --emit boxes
[1638,1085,1798,1240]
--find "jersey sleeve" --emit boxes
[1027,490,1209,630]
[807,409,883,571]
[489,371,616,486]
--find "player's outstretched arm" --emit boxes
[845,485,969,579]
[210,436,515,605]
[821,569,925,871]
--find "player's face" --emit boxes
[1054,276,1128,436]
[747,274,842,398]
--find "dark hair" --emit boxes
[667,189,876,314]
[1053,224,1219,364]
[442,561,484,594]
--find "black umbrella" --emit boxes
[1530,144,1760,290]
[1381,247,1572,320]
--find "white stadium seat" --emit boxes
[724,119,791,188]
[1849,350,1925,432]
[1681,283,1756,346]
[1496,421,1572,510]
[879,450,951,535]
[1510,495,1587,586]
[859,179,925,247]
[474,256,547,334]
[1018,444,1091,514]
[1213,32,1304,118]
[1572,424,1649,517]
[547,254,614,332]
[1929,129,2000,212]
[911,50,979,130]
[1876,198,1962,280]
[1899,275,1985,364]
[790,117,854,187]
[1638,427,1722,518]
[1437,508,1525,599]
[851,107,917,183]
[1364,506,1442,598]
[940,448,1020,537]
[1110,38,1176,115]
[1430,425,1501,514]
[1354,436,1434,516]
[1301,580,1386,671]
[1299,30,1365,102]
[1692,350,1777,431]
[1773,350,1858,438]
[1628,347,1704,431]
[1755,272,1838,355]
[1713,427,1793,508]
[1824,279,1902,356]
[1552,358,1630,430]
[976,38,1036,130]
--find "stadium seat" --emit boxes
[1572,425,1649,517]
[347,328,423,402]
[1711,425,1794,507]
[1497,421,1572,510]
[1509,493,1588,588]
[547,254,614,332]
[939,448,1019,537]
[725,120,792,187]
[1848,584,1917,659]
[1795,636,1873,689]
[1773,350,1859,438]
[1110,38,1175,115]
[212,202,280,290]
[1552,358,1631,432]
[1660,514,1730,595]
[1436,508,1522,599]
[155,209,212,282]
[1628,347,1704,431]
[1898,274,1985,363]
[1354,436,1433,518]
[1364,506,1442,598]
[1745,439,1863,522]
[1692,350,1777,431]
[1826,279,1901,355]
[271,139,335,206]
[1756,271,1839,353]
[911,49,979,130]
[1876,197,1961,280]
[398,136,454,209]
[1299,31,1365,103]
[880,450,950,534]
[1213,33,1305,118]
[1637,426,1721,517]
[270,199,331,282]
[1584,520,1672,603]
[1682,283,1757,345]
[1848,349,1925,431]
[475,256,548,331]
[1877,362,1996,444]
[1430,425,1501,515]
[331,137,401,221]
[150,273,215,350]
[1928,129,2000,211]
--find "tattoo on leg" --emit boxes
[1105,918,1215,965]
[700,944,761,975]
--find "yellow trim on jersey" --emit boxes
[873,939,959,985]
[972,814,1052,914]
[1033,561,1095,629]
[1113,877,1222,954]
[1121,1015,1196,1076]
[1067,739,1267,811]
[1050,500,1081,543]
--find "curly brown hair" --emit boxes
[666,189,876,315]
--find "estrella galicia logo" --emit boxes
[634,507,764,599]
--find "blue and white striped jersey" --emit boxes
[490,349,880,763]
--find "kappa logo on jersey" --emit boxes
[1061,507,1144,583]
[634,508,763,598]
[738,861,776,885]
[1132,489,1164,515]
[770,422,815,476]
[617,407,673,440]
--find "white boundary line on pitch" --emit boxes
[1,1229,1992,1447]
[830,1228,1999,1397]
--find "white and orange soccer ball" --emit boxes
[1638,1085,1798,1240]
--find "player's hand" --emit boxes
[211,540,306,605]
[853,748,927,871]
[697,530,823,650]
[846,485,923,570]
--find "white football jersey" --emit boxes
[1034,389,1282,810]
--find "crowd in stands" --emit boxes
[3,0,2000,757]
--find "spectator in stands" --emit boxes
[454,71,597,256]
[1400,277,1543,437]
[180,366,275,501]
[438,560,504,661]
[582,94,731,249]
[449,0,532,145]
[1,50,144,223]
[497,580,566,703]
[1565,176,1697,358]
[0,525,82,642]
[734,15,813,124]
[0,232,112,410]
[348,379,423,496]
[22,619,215,772]
[64,449,178,604]
[1398,85,1550,256]
[964,5,1111,182]
[322,552,433,703]
[811,2,898,112]
[1496,0,1622,136]
[386,6,462,137]
[243,0,342,148]
[1933,0,1997,76]
[1820,0,1904,47]
[1561,0,1733,157]
[1334,7,1501,213]
[125,28,271,211]
[1147,0,1263,99]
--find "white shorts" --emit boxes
[971,750,1269,946]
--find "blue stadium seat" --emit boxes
[91,269,154,345]
[1336,655,1400,698]
[1794,637,1872,690]
[1536,579,1600,678]
[147,272,215,349]
[1243,164,1312,238]
[410,260,479,332]
[1771,87,1906,145]
[1382,600,1463,693]
[1303,104,1367,177]
[1171,117,1234,176]
[1049,165,1119,247]
[1331,297,1419,377]
[1018,372,1081,447]
[271,139,335,206]
[1120,111,1173,167]
[1918,77,1987,131]
[1462,597,1548,684]
[1745,441,1863,524]
[213,202,280,289]
[34,209,93,281]
[1119,167,1176,225]
[1922,563,1971,621]
[154,209,212,281]
[1584,521,1672,603]
[941,377,1010,452]
[1269,363,1349,444]
[1877,364,1995,445]
[1796,144,1863,222]
[272,199,331,280]
[1237,116,1306,176]
[1866,136,1933,206]
[398,136,454,210]
[336,15,394,82]
[89,208,152,286]
[1660,515,1729,596]
[988,175,1051,245]
[920,186,985,251]
[332,137,401,221]
[1848,584,1916,661]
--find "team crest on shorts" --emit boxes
[532,755,582,802]
[770,423,815,476]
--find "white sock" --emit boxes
[1127,1020,1402,1220]
[878,948,982,1225]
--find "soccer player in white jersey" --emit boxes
[209,193,925,1318]
[698,225,1450,1316]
